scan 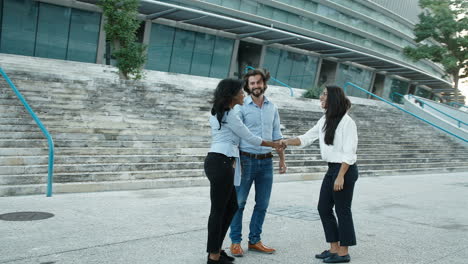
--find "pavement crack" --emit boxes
[0,227,206,263]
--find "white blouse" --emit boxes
[297,114,358,165]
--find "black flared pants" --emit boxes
[204,152,239,253]
[318,163,358,246]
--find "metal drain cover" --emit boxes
[0,212,54,221]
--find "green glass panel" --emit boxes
[289,53,307,88]
[287,14,301,26]
[302,56,319,89]
[67,9,100,63]
[1,0,38,56]
[222,0,240,10]
[301,17,315,29]
[262,47,280,78]
[146,24,175,72]
[276,50,294,83]
[291,0,306,8]
[170,29,195,74]
[273,9,288,23]
[336,64,372,98]
[388,79,410,103]
[257,5,273,18]
[382,77,409,104]
[35,3,71,60]
[239,0,257,13]
[190,32,215,77]
[204,0,222,5]
[209,36,233,78]
[304,1,317,12]
[415,86,431,99]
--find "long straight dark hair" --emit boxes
[323,85,351,145]
[211,78,244,129]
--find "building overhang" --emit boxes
[79,0,453,90]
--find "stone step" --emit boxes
[1,146,466,157]
[1,159,467,175]
[0,153,464,166]
[0,138,464,149]
[0,129,459,145]
[2,165,467,197]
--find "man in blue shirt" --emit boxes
[229,68,287,257]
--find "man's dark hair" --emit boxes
[242,68,271,94]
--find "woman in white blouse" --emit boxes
[283,85,358,263]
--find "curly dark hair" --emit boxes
[211,78,244,129]
[242,68,271,94]
[323,85,351,145]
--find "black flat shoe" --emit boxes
[315,250,337,259]
[323,254,351,263]
[220,250,235,262]
[207,254,232,264]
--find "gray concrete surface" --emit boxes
[1,172,467,264]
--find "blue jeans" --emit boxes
[229,155,273,244]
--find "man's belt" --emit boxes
[240,151,273,160]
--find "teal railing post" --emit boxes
[343,82,467,143]
[244,66,294,97]
[0,68,55,197]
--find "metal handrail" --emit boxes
[244,66,294,96]
[407,95,467,128]
[343,82,467,143]
[0,68,55,197]
[448,102,468,109]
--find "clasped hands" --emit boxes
[272,139,289,152]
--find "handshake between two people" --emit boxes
[269,138,301,153]
[262,138,300,153]
[271,140,287,152]
[269,138,298,152]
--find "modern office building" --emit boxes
[0,0,463,103]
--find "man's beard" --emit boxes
[252,87,264,97]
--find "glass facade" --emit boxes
[336,64,373,98]
[191,0,446,83]
[415,86,432,99]
[0,0,100,63]
[263,47,318,89]
[146,24,234,78]
[383,77,410,104]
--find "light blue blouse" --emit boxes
[209,107,263,185]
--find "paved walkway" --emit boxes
[1,172,467,264]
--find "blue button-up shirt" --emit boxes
[236,96,283,154]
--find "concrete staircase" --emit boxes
[0,54,467,196]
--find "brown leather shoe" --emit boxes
[248,241,276,254]
[230,243,244,257]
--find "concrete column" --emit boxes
[314,57,323,88]
[258,45,267,68]
[228,39,240,78]
[96,14,106,64]
[368,71,377,99]
[142,20,152,68]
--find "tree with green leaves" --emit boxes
[98,0,146,80]
[404,0,468,103]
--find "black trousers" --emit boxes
[204,152,239,253]
[317,163,358,246]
